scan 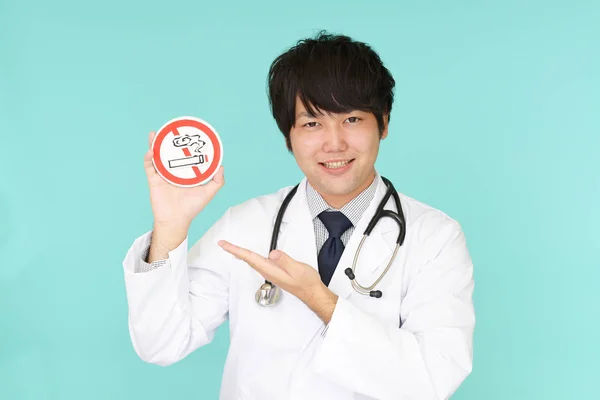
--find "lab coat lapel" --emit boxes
[327,175,398,300]
[276,178,319,269]
[272,179,326,336]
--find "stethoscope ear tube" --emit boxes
[344,268,382,298]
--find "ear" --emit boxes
[381,113,389,140]
[286,130,294,153]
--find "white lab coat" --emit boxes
[122,174,475,400]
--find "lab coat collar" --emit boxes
[278,174,399,300]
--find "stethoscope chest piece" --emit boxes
[255,282,282,307]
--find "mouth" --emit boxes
[318,158,355,174]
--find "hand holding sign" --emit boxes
[144,116,224,228]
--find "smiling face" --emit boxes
[289,97,388,209]
[267,33,396,207]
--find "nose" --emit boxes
[322,125,348,153]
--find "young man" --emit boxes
[123,31,475,400]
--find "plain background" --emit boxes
[1,0,598,399]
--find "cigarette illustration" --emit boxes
[168,155,204,168]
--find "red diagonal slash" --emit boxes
[172,127,201,178]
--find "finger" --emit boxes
[203,165,225,191]
[143,149,158,178]
[218,240,264,265]
[148,131,156,149]
[144,131,158,177]
[212,165,224,185]
[143,148,152,166]
[218,240,288,280]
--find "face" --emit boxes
[289,97,388,208]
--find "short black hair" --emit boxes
[267,30,395,151]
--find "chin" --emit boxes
[314,175,360,196]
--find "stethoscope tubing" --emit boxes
[256,176,405,306]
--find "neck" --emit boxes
[320,171,376,210]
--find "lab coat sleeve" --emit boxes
[135,246,168,273]
[312,221,475,400]
[122,208,233,367]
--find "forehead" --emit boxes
[294,96,312,112]
[294,98,319,119]
[294,97,348,117]
[295,101,368,119]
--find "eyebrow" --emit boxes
[296,111,316,119]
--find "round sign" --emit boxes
[151,116,223,187]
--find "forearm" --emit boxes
[147,221,190,263]
[123,230,199,366]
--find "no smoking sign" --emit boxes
[151,116,223,187]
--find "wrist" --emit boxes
[305,284,338,324]
[147,221,190,263]
[153,219,191,233]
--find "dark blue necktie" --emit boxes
[317,211,353,286]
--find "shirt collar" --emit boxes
[305,172,379,226]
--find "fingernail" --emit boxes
[269,251,281,260]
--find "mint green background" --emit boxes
[1,0,598,399]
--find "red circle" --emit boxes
[153,118,222,186]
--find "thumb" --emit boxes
[148,131,156,149]
[268,250,294,272]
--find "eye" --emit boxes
[346,116,361,123]
[304,121,319,128]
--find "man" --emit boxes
[123,31,475,400]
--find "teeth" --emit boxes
[323,160,350,169]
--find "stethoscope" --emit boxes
[255,176,406,307]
